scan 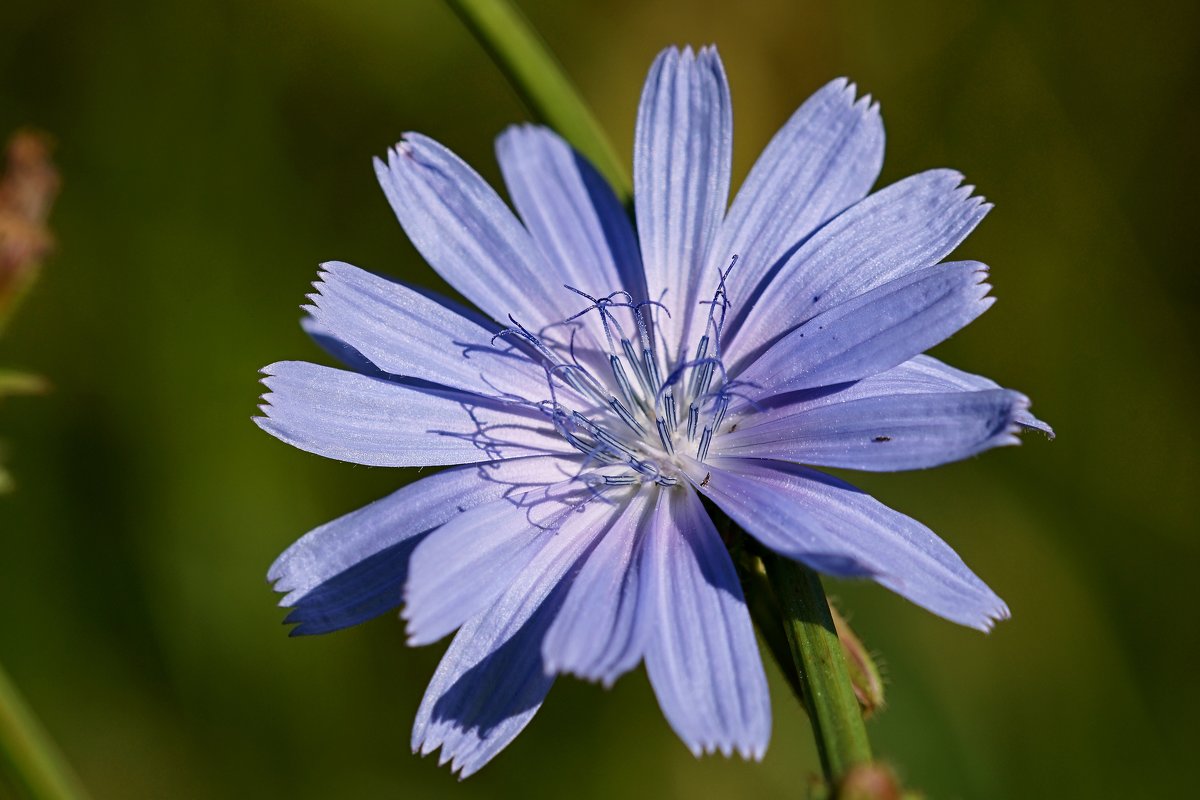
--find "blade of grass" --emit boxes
[0,661,90,800]
[443,0,631,203]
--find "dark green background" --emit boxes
[2,0,1196,797]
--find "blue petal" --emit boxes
[541,488,653,686]
[412,491,617,778]
[736,261,994,393]
[697,458,1009,631]
[721,353,1051,466]
[700,78,884,351]
[643,487,770,759]
[255,361,569,467]
[305,262,551,400]
[404,480,600,646]
[300,315,383,376]
[717,388,1027,471]
[496,125,644,300]
[894,355,1054,437]
[269,456,579,635]
[728,170,990,365]
[810,354,1044,420]
[375,134,583,332]
[634,46,732,356]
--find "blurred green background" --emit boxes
[2,0,1197,797]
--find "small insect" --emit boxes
[700,472,712,487]
[872,435,892,443]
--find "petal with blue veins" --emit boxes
[716,387,1028,471]
[634,46,732,357]
[703,78,884,351]
[256,361,571,467]
[411,490,620,778]
[269,455,581,635]
[305,261,553,401]
[375,134,584,332]
[643,486,771,759]
[697,458,1009,631]
[883,355,1053,436]
[496,125,645,301]
[735,261,994,395]
[541,487,654,685]
[404,480,607,646]
[728,169,990,365]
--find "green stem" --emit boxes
[762,553,873,782]
[726,533,807,709]
[0,660,90,800]
[443,0,632,203]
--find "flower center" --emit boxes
[495,259,741,489]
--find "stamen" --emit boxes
[688,335,709,399]
[644,348,662,396]
[693,359,715,402]
[663,390,678,431]
[547,362,608,409]
[710,394,730,434]
[493,272,754,493]
[633,458,660,481]
[697,425,714,461]
[564,285,635,354]
[571,411,637,459]
[609,396,646,435]
[619,337,655,406]
[634,298,669,395]
[655,417,675,455]
[492,316,555,363]
[685,357,729,403]
[609,355,641,418]
[602,474,639,486]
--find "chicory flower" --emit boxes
[257,45,1049,776]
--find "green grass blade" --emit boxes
[444,0,631,203]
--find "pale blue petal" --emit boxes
[736,261,994,396]
[697,458,1009,630]
[725,352,1052,440]
[728,170,991,365]
[634,46,732,357]
[255,361,568,467]
[643,487,770,759]
[541,489,653,685]
[306,261,551,400]
[404,480,600,646]
[300,315,382,376]
[723,334,1050,479]
[496,125,644,299]
[374,134,581,332]
[269,455,578,635]
[893,355,1054,437]
[412,492,616,778]
[716,388,1027,471]
[698,78,883,351]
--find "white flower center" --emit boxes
[497,261,741,489]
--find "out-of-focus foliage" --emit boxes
[0,130,57,493]
[0,0,1195,797]
[0,131,58,322]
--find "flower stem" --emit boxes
[0,660,90,800]
[443,0,632,203]
[730,545,808,709]
[762,553,873,782]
